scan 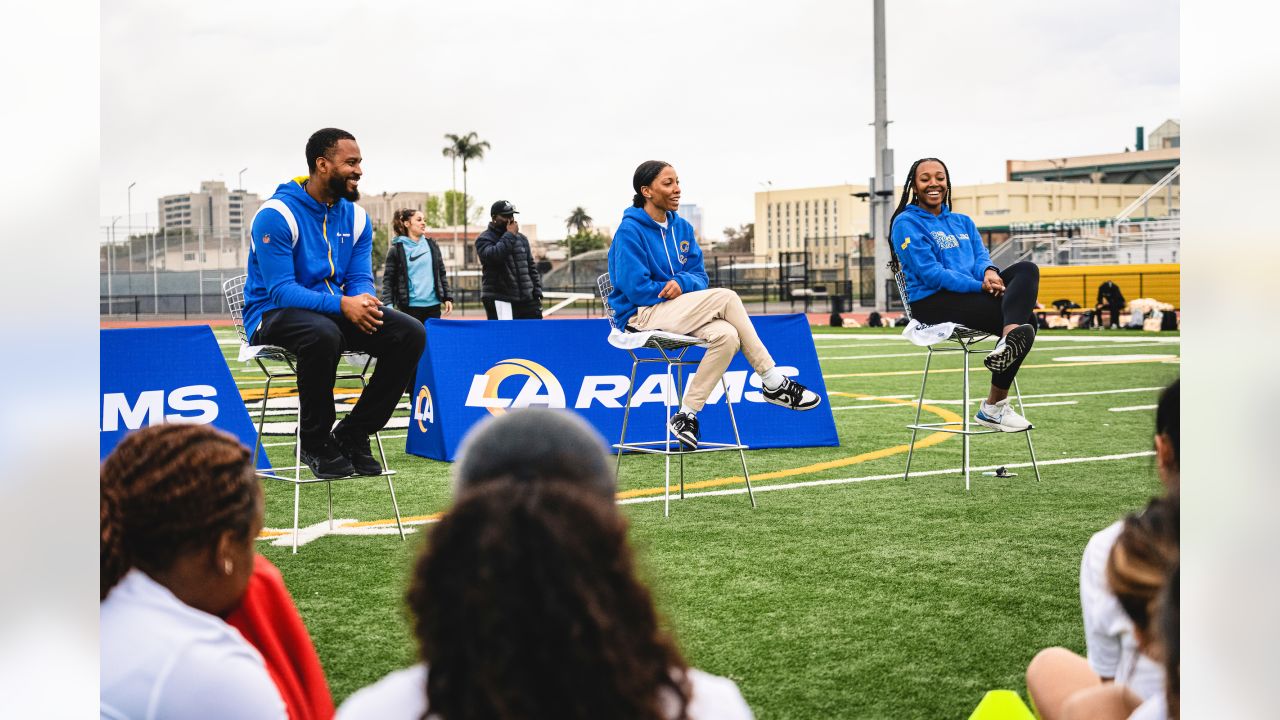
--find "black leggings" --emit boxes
[910,261,1040,389]
[402,304,442,396]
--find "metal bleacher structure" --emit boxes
[991,165,1181,270]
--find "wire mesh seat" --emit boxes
[893,270,1041,490]
[223,275,404,553]
[597,273,755,516]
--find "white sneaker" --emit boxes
[974,399,1033,432]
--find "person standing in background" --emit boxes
[382,208,453,395]
[476,200,543,319]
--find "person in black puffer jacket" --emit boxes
[475,200,543,319]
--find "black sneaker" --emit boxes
[669,412,700,451]
[333,429,383,476]
[762,378,822,411]
[985,323,1036,373]
[300,439,355,479]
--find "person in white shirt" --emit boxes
[100,424,285,720]
[338,412,754,720]
[1027,496,1179,720]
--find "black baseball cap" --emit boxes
[490,200,519,216]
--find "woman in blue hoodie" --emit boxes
[889,157,1040,432]
[607,160,820,451]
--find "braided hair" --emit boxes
[409,478,692,720]
[101,424,260,600]
[887,157,952,272]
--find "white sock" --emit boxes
[760,367,784,391]
[982,400,1003,417]
[679,405,698,417]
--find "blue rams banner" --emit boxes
[100,326,265,467]
[406,314,838,461]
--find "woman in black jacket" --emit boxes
[381,208,453,394]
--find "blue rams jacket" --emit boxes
[242,178,375,340]
[890,203,995,303]
[606,206,708,330]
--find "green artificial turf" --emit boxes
[214,325,1179,718]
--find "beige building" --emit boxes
[358,190,439,234]
[158,180,262,241]
[951,181,1179,230]
[752,184,872,268]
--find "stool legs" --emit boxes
[1013,378,1042,483]
[904,349,934,481]
[722,375,756,508]
[963,343,972,492]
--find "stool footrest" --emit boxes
[257,468,398,485]
[906,422,1007,436]
[614,441,749,456]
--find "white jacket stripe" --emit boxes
[252,199,299,248]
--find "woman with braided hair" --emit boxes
[889,157,1042,432]
[101,424,285,720]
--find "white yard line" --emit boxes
[1019,401,1079,408]
[1109,405,1158,413]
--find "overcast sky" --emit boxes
[101,0,1178,239]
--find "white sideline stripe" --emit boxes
[812,334,1178,344]
[615,451,1158,506]
[1109,405,1158,413]
[832,399,1078,412]
[1019,401,1078,408]
[284,451,1158,537]
[818,342,1179,361]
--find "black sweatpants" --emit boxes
[482,298,543,319]
[254,306,426,448]
[910,261,1040,390]
[401,304,442,396]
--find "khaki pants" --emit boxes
[630,288,775,411]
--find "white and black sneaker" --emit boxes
[762,378,822,411]
[669,412,700,451]
[985,324,1036,374]
[974,399,1033,432]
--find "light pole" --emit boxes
[109,216,121,314]
[238,168,249,261]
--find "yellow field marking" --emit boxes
[614,393,961,499]
[823,356,1174,379]
[347,511,443,528]
[258,394,962,531]
[240,387,363,402]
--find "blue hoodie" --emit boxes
[606,206,708,329]
[242,178,375,340]
[890,203,995,303]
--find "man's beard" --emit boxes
[328,173,359,202]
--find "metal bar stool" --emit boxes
[223,275,405,552]
[596,273,755,516]
[893,271,1042,490]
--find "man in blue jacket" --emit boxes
[608,161,820,451]
[243,128,425,478]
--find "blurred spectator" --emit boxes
[100,425,286,719]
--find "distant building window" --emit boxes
[183,252,196,261]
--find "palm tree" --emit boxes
[442,132,490,235]
[565,207,593,242]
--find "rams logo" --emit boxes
[413,385,434,432]
[262,234,271,244]
[900,236,910,250]
[679,240,690,254]
[465,358,566,416]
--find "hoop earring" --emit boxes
[223,559,234,576]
